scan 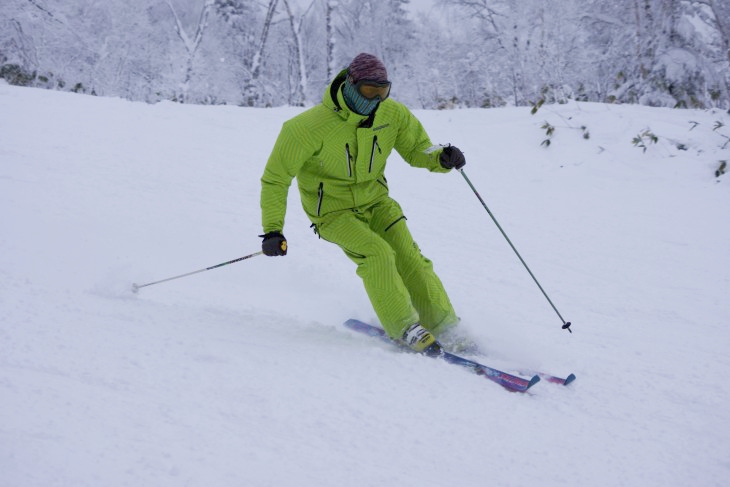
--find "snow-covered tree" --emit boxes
[165,0,215,103]
[325,0,337,81]
[1,0,728,109]
[280,0,317,106]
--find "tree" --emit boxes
[213,0,262,104]
[697,0,730,106]
[166,0,215,103]
[1,0,728,109]
[281,0,316,106]
[325,0,337,81]
[242,0,279,106]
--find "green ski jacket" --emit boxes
[260,70,450,233]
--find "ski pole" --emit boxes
[458,168,572,333]
[131,251,263,293]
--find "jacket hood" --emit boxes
[323,69,370,125]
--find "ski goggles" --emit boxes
[350,78,391,101]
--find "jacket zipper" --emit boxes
[317,182,324,216]
[369,135,381,173]
[345,143,352,177]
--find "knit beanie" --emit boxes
[347,53,388,83]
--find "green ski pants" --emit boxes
[315,197,457,339]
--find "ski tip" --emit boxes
[343,319,387,339]
[563,373,577,386]
[527,374,541,390]
[507,374,540,393]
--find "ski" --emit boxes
[344,319,540,393]
[513,370,576,386]
[534,372,577,386]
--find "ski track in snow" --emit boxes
[1,83,729,486]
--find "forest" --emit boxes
[2,0,729,110]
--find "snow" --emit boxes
[1,84,729,487]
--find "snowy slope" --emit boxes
[1,83,729,487]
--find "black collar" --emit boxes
[330,71,346,111]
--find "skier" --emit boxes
[259,53,468,356]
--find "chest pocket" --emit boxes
[355,128,395,181]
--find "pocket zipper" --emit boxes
[369,135,381,173]
[317,182,324,216]
[345,143,352,177]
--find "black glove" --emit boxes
[260,231,287,256]
[439,145,465,170]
